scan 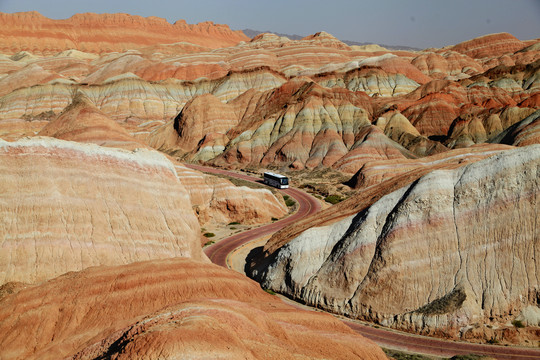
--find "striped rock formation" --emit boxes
[150,79,421,173]
[0,67,287,140]
[411,51,484,80]
[449,33,528,59]
[347,143,513,189]
[249,145,540,343]
[38,92,146,149]
[1,11,539,354]
[0,12,538,199]
[447,107,538,148]
[0,137,206,285]
[375,111,448,156]
[0,258,386,360]
[314,63,424,96]
[490,109,540,146]
[388,76,539,139]
[150,72,538,173]
[173,163,288,226]
[0,16,538,164]
[36,94,288,227]
[0,11,248,55]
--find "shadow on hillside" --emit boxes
[244,245,264,278]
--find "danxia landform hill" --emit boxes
[249,146,540,344]
[0,11,539,357]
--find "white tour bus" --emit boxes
[263,172,289,189]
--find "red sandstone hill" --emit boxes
[34,94,288,228]
[38,92,145,149]
[0,23,537,169]
[0,11,249,55]
[0,258,386,359]
[0,11,539,351]
[449,32,527,59]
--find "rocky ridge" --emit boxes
[149,78,420,174]
[0,258,386,360]
[347,143,513,189]
[1,12,540,352]
[449,33,528,59]
[0,11,249,55]
[248,145,540,343]
[36,93,288,227]
[0,137,205,285]
[0,24,538,175]
[147,73,539,173]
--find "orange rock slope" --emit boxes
[0,11,249,55]
[0,10,539,355]
[0,13,538,217]
[0,18,538,176]
[0,258,386,360]
[449,32,527,59]
[0,109,286,286]
[38,91,146,149]
[148,78,419,174]
[35,93,288,227]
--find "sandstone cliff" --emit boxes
[0,137,206,285]
[0,11,249,55]
[1,25,538,166]
[174,163,288,226]
[249,146,540,342]
[490,109,540,147]
[449,33,527,59]
[2,11,540,354]
[152,78,422,174]
[347,144,513,189]
[0,258,386,360]
[38,92,145,149]
[149,70,538,173]
[36,94,288,227]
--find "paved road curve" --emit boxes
[186,164,320,266]
[187,163,540,360]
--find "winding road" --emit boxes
[187,163,540,360]
[186,164,320,266]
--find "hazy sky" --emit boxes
[0,0,538,48]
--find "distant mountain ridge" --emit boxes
[0,11,249,55]
[242,28,421,51]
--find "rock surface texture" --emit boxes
[38,92,146,149]
[0,135,287,286]
[0,18,538,173]
[1,11,540,352]
[0,137,206,285]
[173,163,288,226]
[36,93,288,227]
[0,11,249,55]
[249,146,540,342]
[0,258,386,360]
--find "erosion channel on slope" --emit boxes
[188,163,540,360]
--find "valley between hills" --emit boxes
[0,11,539,360]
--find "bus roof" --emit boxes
[264,171,287,179]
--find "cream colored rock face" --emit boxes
[251,145,540,338]
[0,138,206,285]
